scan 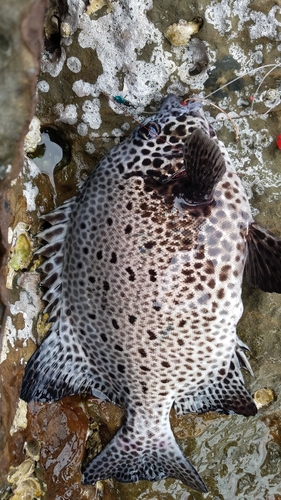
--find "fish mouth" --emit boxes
[181,97,204,117]
[182,98,216,137]
[160,94,215,137]
[160,94,204,116]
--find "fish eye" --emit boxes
[138,121,161,140]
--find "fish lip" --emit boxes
[159,94,215,139]
[182,96,207,120]
[177,95,217,138]
[160,94,204,114]
[160,94,208,123]
[181,96,216,138]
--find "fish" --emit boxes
[20,94,281,493]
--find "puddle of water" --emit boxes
[28,127,71,190]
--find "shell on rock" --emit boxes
[164,17,203,46]
[253,388,275,409]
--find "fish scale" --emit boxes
[21,94,281,493]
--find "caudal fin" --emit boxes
[82,418,207,492]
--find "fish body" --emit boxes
[20,95,281,492]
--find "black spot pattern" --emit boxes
[21,93,273,493]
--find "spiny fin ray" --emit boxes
[236,338,254,376]
[35,198,74,319]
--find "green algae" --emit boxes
[9,233,33,272]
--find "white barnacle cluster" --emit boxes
[54,103,78,124]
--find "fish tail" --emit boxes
[82,417,207,493]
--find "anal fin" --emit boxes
[174,349,257,417]
[245,222,281,293]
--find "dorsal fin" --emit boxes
[182,128,226,205]
[20,326,117,404]
[35,198,74,321]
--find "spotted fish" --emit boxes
[20,94,281,492]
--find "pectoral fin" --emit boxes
[245,223,281,293]
[182,128,226,205]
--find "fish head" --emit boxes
[129,94,216,181]
[138,94,214,139]
[158,94,208,123]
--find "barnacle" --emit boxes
[164,17,203,47]
[253,388,275,409]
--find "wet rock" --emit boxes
[25,398,91,499]
[0,0,47,188]
[0,0,47,341]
